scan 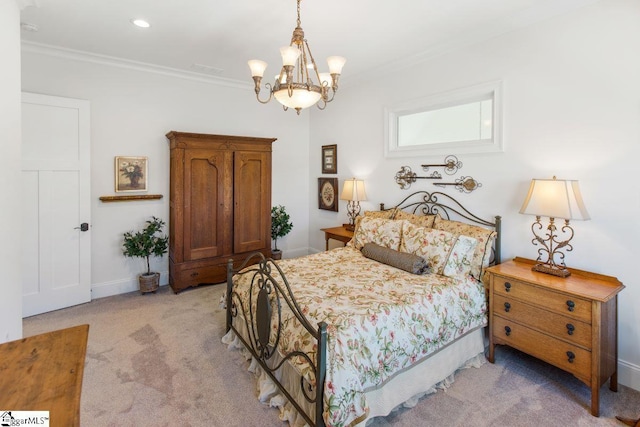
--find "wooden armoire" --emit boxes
[166,131,276,293]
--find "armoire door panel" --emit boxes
[184,150,232,260]
[234,151,271,254]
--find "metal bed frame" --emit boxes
[226,190,501,427]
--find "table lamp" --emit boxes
[340,178,367,231]
[519,176,590,277]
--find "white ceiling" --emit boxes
[19,0,598,84]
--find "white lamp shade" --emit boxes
[274,87,322,110]
[318,72,332,87]
[340,179,367,202]
[520,178,590,220]
[248,60,267,77]
[280,46,301,66]
[327,56,346,74]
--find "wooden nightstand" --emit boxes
[321,226,354,250]
[486,257,624,417]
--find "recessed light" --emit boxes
[130,19,151,28]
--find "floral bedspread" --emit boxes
[231,246,487,427]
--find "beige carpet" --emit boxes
[23,283,640,427]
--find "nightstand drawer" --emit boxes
[493,294,592,349]
[493,276,591,323]
[493,316,591,380]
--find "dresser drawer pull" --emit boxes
[190,272,199,278]
[504,326,511,336]
[566,323,575,335]
[566,300,575,312]
[504,302,511,312]
[504,282,511,292]
[566,351,575,363]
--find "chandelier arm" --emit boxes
[316,98,327,110]
[255,82,274,104]
[323,87,336,103]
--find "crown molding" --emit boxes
[21,41,252,90]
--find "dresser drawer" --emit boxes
[493,294,592,349]
[178,264,226,287]
[493,276,591,323]
[492,316,591,381]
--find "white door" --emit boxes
[21,92,91,317]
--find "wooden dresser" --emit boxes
[166,132,276,293]
[0,325,89,426]
[486,257,624,416]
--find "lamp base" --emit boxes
[532,263,571,278]
[342,223,355,232]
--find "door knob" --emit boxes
[74,223,89,232]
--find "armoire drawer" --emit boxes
[178,264,227,286]
[493,294,591,349]
[492,316,591,381]
[493,276,591,322]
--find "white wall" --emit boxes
[309,0,640,390]
[0,0,23,343]
[21,49,311,298]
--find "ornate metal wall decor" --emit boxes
[395,166,442,190]
[434,176,482,193]
[421,155,462,175]
[394,155,481,193]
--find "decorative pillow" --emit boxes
[433,217,497,281]
[400,222,457,275]
[352,217,404,250]
[362,243,429,275]
[393,210,437,229]
[363,209,397,220]
[442,235,478,278]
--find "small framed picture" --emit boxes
[318,177,339,211]
[115,156,148,192]
[322,144,337,174]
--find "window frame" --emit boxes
[384,80,504,158]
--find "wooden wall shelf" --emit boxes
[99,194,163,202]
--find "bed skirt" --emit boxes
[222,318,486,426]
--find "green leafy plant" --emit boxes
[122,216,169,275]
[271,205,293,251]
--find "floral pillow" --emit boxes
[393,210,438,229]
[433,217,497,281]
[400,222,458,275]
[442,235,478,278]
[352,217,404,250]
[363,209,397,220]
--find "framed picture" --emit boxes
[318,177,339,211]
[115,156,148,192]
[321,144,337,174]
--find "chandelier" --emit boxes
[248,0,346,115]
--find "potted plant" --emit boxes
[122,216,169,294]
[271,205,293,260]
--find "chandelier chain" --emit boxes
[297,0,301,28]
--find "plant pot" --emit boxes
[139,272,160,294]
[271,249,282,260]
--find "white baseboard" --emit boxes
[619,359,640,392]
[91,271,169,299]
